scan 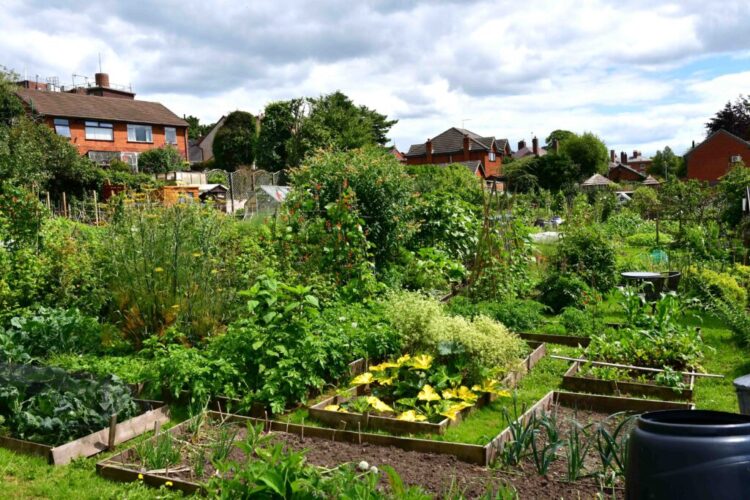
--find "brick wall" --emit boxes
[686,131,750,182]
[45,117,188,159]
[405,150,503,178]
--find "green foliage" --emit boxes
[410,194,479,261]
[184,115,214,141]
[684,267,747,310]
[255,100,301,171]
[629,187,660,219]
[0,365,137,446]
[648,146,685,179]
[554,226,617,292]
[407,164,484,206]
[559,306,605,336]
[446,297,547,332]
[717,163,750,226]
[394,247,467,293]
[289,147,413,266]
[0,67,24,126]
[626,232,673,247]
[315,301,400,361]
[103,203,242,347]
[213,111,257,171]
[382,291,528,380]
[603,210,652,239]
[538,273,595,313]
[559,132,609,177]
[136,145,184,174]
[1,307,103,359]
[545,130,576,147]
[135,431,181,470]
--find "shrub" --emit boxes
[446,297,547,332]
[409,194,479,261]
[684,267,747,309]
[538,273,595,313]
[554,226,616,291]
[625,232,673,247]
[137,145,184,174]
[559,306,604,336]
[603,210,652,239]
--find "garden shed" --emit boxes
[581,174,614,191]
[245,185,290,217]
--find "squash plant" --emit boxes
[327,354,508,423]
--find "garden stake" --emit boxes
[108,414,118,450]
[301,418,305,440]
[550,356,723,378]
[357,422,362,445]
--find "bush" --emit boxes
[559,306,604,336]
[538,272,595,313]
[554,226,616,291]
[684,267,747,309]
[446,297,547,332]
[625,232,673,247]
[137,145,184,174]
[382,291,528,379]
[409,194,479,261]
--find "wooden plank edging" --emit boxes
[518,332,591,347]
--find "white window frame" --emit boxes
[120,152,140,172]
[85,120,113,141]
[53,118,71,138]
[127,124,153,143]
[489,152,496,161]
[165,127,177,145]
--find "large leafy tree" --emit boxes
[213,111,257,171]
[648,146,685,179]
[706,95,750,140]
[717,163,750,226]
[560,132,609,177]
[545,129,576,147]
[255,99,305,172]
[183,115,215,140]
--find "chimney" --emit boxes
[95,72,110,88]
[463,134,470,157]
[553,139,560,153]
[518,139,526,151]
[426,138,433,163]
[610,149,616,163]
[532,137,539,156]
[621,151,628,164]
[632,149,638,159]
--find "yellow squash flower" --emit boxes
[350,372,374,385]
[409,354,433,370]
[396,410,427,422]
[395,354,412,366]
[442,388,458,400]
[367,396,394,413]
[417,384,441,402]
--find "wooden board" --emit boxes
[554,391,694,412]
[518,332,590,347]
[561,361,694,401]
[484,391,555,464]
[0,400,170,465]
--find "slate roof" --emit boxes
[15,88,188,127]
[609,162,646,179]
[405,127,498,157]
[456,160,484,176]
[581,174,614,187]
[513,145,547,159]
[642,175,661,186]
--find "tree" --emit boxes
[138,145,184,174]
[184,115,215,140]
[255,99,303,172]
[535,153,580,192]
[213,111,257,171]
[706,95,750,140]
[0,67,24,126]
[648,146,685,180]
[560,132,609,177]
[717,163,750,226]
[545,129,576,148]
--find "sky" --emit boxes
[2,0,749,156]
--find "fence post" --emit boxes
[62,192,67,218]
[229,172,235,214]
[93,190,99,224]
[45,192,51,211]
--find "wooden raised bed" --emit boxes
[97,409,490,493]
[518,331,590,347]
[309,343,547,435]
[484,390,693,464]
[561,361,694,401]
[0,399,170,465]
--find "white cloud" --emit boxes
[1,0,749,156]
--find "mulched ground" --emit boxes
[117,405,627,498]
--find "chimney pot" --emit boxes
[621,151,628,164]
[426,138,433,162]
[518,139,526,151]
[463,134,470,156]
[532,137,539,156]
[610,149,616,162]
[95,72,110,88]
[632,149,638,159]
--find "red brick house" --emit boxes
[607,149,646,182]
[512,137,547,159]
[404,127,510,179]
[15,73,188,171]
[686,129,750,183]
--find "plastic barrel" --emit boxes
[734,374,750,415]
[626,410,750,499]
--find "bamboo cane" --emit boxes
[550,355,724,378]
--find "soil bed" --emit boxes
[103,405,624,498]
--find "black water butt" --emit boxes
[626,410,750,499]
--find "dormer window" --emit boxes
[127,124,153,143]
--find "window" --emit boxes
[165,127,177,145]
[127,124,153,143]
[489,152,496,161]
[120,152,139,172]
[85,121,113,141]
[54,118,71,138]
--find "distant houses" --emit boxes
[15,73,189,171]
[685,129,750,183]
[404,127,510,179]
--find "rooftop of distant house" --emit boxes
[405,127,507,157]
[14,72,187,127]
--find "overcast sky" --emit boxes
[3,0,749,156]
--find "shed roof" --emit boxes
[15,88,188,127]
[581,173,614,187]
